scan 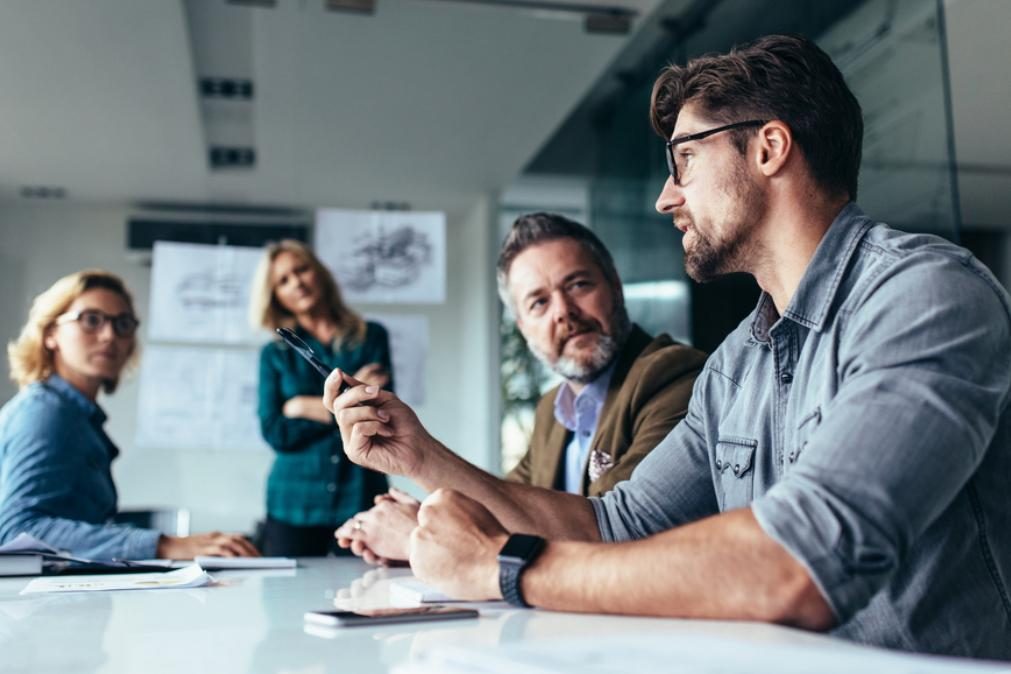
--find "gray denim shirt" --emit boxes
[591,204,1011,659]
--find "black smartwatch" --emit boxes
[497,533,546,608]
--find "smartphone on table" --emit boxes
[304,605,479,628]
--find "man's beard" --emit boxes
[681,163,766,283]
[528,305,630,384]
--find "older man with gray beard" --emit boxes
[333,212,706,564]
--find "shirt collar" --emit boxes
[751,202,873,340]
[44,374,107,426]
[553,360,616,433]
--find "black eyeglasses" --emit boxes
[665,119,767,185]
[56,309,140,338]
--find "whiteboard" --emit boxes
[134,345,268,452]
[316,209,446,304]
[148,241,267,345]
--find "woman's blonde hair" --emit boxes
[249,239,366,346]
[7,269,140,394]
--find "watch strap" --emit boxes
[499,557,531,608]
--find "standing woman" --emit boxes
[0,269,257,559]
[250,240,393,556]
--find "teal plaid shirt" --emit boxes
[257,321,391,527]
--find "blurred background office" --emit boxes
[1,0,1008,535]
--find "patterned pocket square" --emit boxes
[588,449,614,484]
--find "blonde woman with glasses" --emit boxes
[0,269,259,560]
[250,240,393,556]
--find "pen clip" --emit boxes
[277,327,315,358]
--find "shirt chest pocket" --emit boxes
[787,406,821,468]
[714,437,758,511]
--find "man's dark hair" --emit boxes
[496,212,622,313]
[650,34,863,199]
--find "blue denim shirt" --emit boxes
[591,204,1011,659]
[0,375,160,559]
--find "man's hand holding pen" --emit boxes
[323,368,434,479]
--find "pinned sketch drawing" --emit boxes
[316,209,446,304]
[149,241,267,344]
[368,313,429,407]
[135,345,268,452]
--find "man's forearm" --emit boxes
[519,508,835,628]
[414,440,600,541]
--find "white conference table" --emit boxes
[0,557,1005,674]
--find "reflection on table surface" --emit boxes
[0,557,913,674]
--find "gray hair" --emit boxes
[496,212,624,316]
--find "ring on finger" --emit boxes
[352,518,363,532]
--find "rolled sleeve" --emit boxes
[752,252,1011,621]
[591,374,719,542]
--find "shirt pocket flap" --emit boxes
[716,437,758,478]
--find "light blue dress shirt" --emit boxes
[0,375,160,560]
[591,204,1011,659]
[554,363,615,494]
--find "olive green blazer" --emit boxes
[506,325,706,497]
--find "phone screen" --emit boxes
[304,605,478,628]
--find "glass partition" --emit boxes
[500,0,960,471]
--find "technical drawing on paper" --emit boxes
[176,270,245,310]
[148,241,267,344]
[342,225,434,292]
[316,209,446,304]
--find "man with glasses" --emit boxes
[326,34,1011,659]
[334,212,706,565]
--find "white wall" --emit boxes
[0,198,499,533]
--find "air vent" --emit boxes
[200,77,254,100]
[20,186,67,199]
[226,0,276,7]
[209,146,256,170]
[125,213,310,264]
[325,0,376,15]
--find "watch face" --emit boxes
[498,534,545,564]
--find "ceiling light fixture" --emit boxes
[422,0,637,35]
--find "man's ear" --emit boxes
[755,120,792,178]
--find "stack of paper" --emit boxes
[195,556,295,570]
[19,564,213,595]
[0,533,59,576]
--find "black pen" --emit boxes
[275,327,349,393]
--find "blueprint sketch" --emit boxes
[134,345,268,452]
[368,313,428,407]
[315,209,446,304]
[148,241,266,344]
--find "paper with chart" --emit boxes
[368,313,428,406]
[148,241,266,344]
[20,564,213,595]
[316,209,446,304]
[134,345,268,452]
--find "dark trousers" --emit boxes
[260,516,352,557]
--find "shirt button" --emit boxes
[330,455,340,464]
[733,464,741,475]
[780,372,793,384]
[326,483,336,493]
[715,460,723,470]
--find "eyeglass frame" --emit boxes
[664,119,768,185]
[55,309,141,338]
